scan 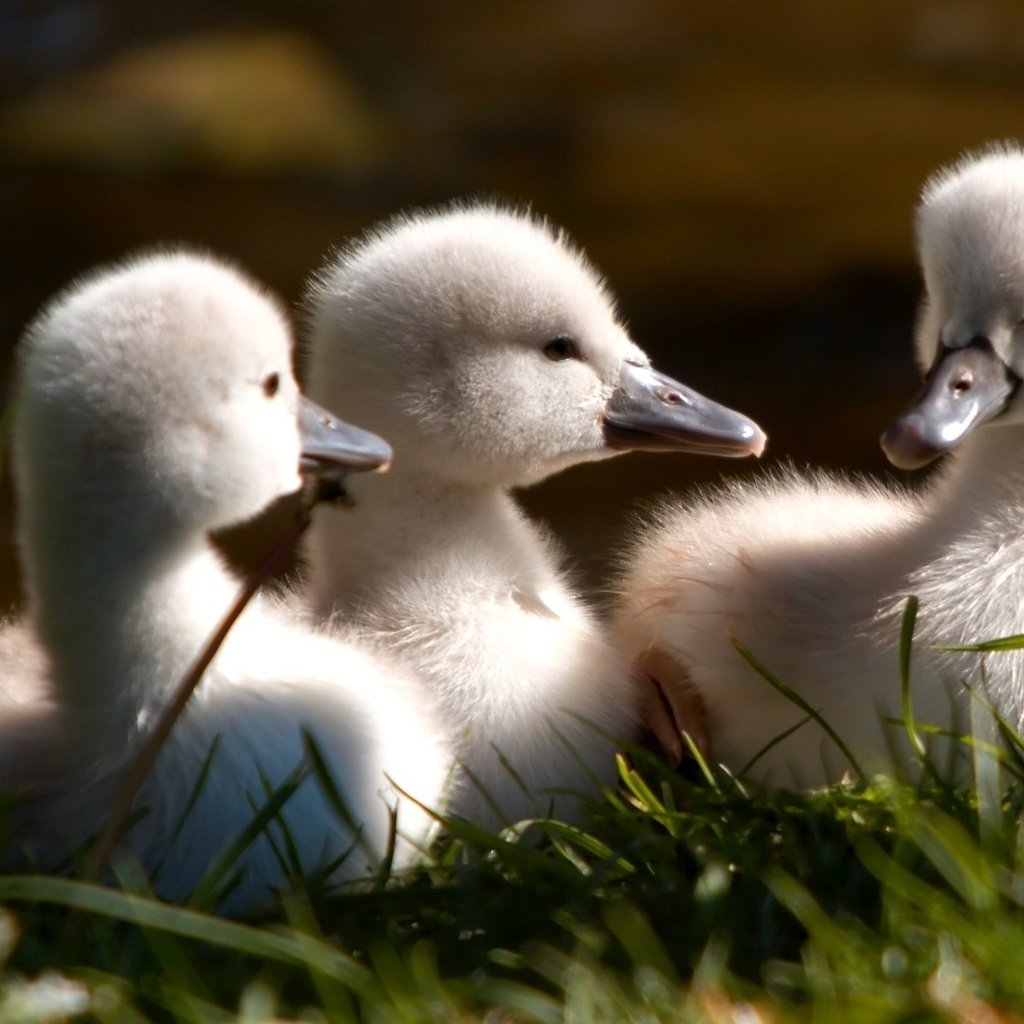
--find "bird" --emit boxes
[302,202,766,827]
[2,248,452,913]
[613,143,1024,787]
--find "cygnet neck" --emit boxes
[897,424,1024,653]
[23,488,238,759]
[308,461,547,617]
[925,425,1024,545]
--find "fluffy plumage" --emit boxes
[303,203,764,825]
[614,144,1024,786]
[3,250,450,911]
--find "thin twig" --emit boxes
[82,504,313,887]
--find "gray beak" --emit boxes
[880,342,1017,470]
[299,396,392,475]
[603,362,767,458]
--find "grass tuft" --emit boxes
[8,619,1024,1018]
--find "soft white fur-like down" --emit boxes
[615,145,1024,786]
[303,203,760,826]
[2,251,450,912]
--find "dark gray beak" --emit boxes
[880,341,1017,469]
[299,396,392,475]
[603,362,766,458]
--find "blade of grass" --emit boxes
[387,774,583,883]
[682,730,720,790]
[739,714,813,777]
[967,663,1002,847]
[185,765,306,911]
[0,875,377,991]
[458,761,513,827]
[602,900,677,981]
[733,640,865,780]
[616,753,675,817]
[937,635,1024,652]
[910,806,997,912]
[541,819,636,876]
[371,794,398,891]
[765,869,856,959]
[895,595,953,795]
[898,596,927,763]
[150,736,222,879]
[302,729,373,861]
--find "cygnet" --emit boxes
[615,144,1024,786]
[3,250,450,912]
[303,203,765,826]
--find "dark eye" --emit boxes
[262,372,280,398]
[543,336,580,362]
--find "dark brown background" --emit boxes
[3,0,1023,608]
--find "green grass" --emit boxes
[4,743,1024,1022]
[6,602,1024,1021]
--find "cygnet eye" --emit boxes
[262,372,281,398]
[543,336,581,362]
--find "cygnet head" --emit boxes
[305,203,764,489]
[17,250,390,551]
[882,144,1024,468]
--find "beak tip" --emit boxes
[747,426,768,458]
[879,419,938,470]
[879,403,958,469]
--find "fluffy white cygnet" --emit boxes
[3,250,450,912]
[615,144,1024,787]
[303,203,765,826]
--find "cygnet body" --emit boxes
[615,145,1024,786]
[304,204,765,826]
[4,251,450,912]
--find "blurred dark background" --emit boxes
[3,0,1024,609]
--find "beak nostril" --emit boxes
[952,374,973,394]
[656,387,686,406]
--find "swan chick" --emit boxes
[6,249,450,912]
[303,203,765,826]
[615,144,1024,786]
